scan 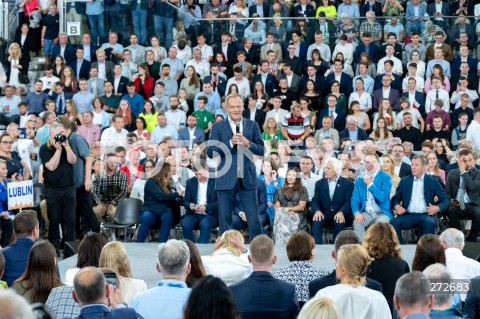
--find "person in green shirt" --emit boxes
[192,96,214,136]
[102,81,121,112]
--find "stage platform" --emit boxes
[59,243,418,288]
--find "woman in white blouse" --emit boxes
[228,0,249,25]
[348,77,372,113]
[202,230,252,286]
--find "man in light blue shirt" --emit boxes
[156,64,179,97]
[353,62,374,94]
[337,0,360,18]
[85,0,104,45]
[72,79,94,114]
[122,83,144,116]
[161,47,185,81]
[0,85,21,124]
[193,82,221,114]
[151,113,179,144]
[130,240,191,319]
[244,21,266,45]
[426,48,451,78]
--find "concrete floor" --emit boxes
[59,243,418,288]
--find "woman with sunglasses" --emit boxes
[0,133,30,180]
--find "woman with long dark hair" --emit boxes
[134,64,154,99]
[13,241,63,303]
[183,239,206,288]
[300,80,323,113]
[136,162,184,243]
[412,234,446,271]
[180,65,201,102]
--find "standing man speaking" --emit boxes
[208,93,265,240]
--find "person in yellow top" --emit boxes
[316,0,337,18]
[138,100,159,133]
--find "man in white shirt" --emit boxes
[450,77,478,109]
[100,114,128,153]
[172,39,192,65]
[307,30,331,62]
[401,63,424,93]
[265,96,288,126]
[193,34,214,62]
[332,35,354,66]
[466,108,480,159]
[425,76,450,113]
[439,228,480,300]
[165,96,186,132]
[185,48,210,80]
[377,44,403,76]
[300,156,320,202]
[39,66,60,92]
[225,67,250,100]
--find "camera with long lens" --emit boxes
[54,134,67,143]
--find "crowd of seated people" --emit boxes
[0,0,479,316]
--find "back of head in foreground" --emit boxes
[249,235,276,270]
[157,239,191,280]
[394,271,433,318]
[297,297,340,319]
[0,289,34,319]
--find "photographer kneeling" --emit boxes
[39,123,77,255]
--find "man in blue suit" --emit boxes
[230,235,299,318]
[178,115,206,151]
[207,93,265,240]
[251,60,277,97]
[405,0,427,34]
[51,33,76,64]
[311,158,354,244]
[72,267,142,319]
[351,154,392,240]
[339,115,368,142]
[353,33,380,64]
[325,59,353,97]
[1,210,38,286]
[70,47,91,80]
[391,155,450,243]
[181,162,218,244]
[317,95,346,131]
[233,178,268,230]
[427,0,450,29]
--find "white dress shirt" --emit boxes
[407,174,426,213]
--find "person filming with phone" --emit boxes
[40,122,76,255]
[72,267,142,319]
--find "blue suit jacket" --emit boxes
[318,108,346,131]
[406,3,427,19]
[75,304,142,319]
[51,44,76,64]
[339,128,368,141]
[183,177,218,217]
[203,75,227,97]
[354,43,380,64]
[143,179,180,216]
[235,178,267,218]
[360,1,382,16]
[351,170,393,219]
[311,177,354,216]
[325,72,353,97]
[252,74,277,97]
[451,57,477,77]
[1,237,35,286]
[374,73,402,92]
[207,118,264,190]
[178,126,206,147]
[400,91,425,115]
[230,271,299,319]
[69,59,92,80]
[299,74,326,95]
[427,2,450,27]
[391,174,450,213]
[293,4,314,17]
[372,87,400,112]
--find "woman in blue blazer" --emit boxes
[136,162,184,243]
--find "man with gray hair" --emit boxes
[229,235,299,318]
[339,114,368,142]
[311,157,354,244]
[351,153,393,240]
[130,240,191,319]
[72,267,141,319]
[39,122,77,255]
[439,228,480,301]
[394,271,433,318]
[423,264,463,318]
[0,289,35,319]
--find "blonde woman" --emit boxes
[426,150,446,185]
[201,230,252,286]
[7,43,27,91]
[65,99,83,125]
[380,154,400,198]
[316,244,391,319]
[99,241,147,303]
[298,298,340,319]
[262,117,285,152]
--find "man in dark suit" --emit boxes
[1,210,38,286]
[203,64,228,97]
[392,145,412,178]
[318,95,346,131]
[243,96,266,132]
[51,32,75,64]
[233,178,268,229]
[401,80,425,116]
[78,33,98,63]
[311,158,354,244]
[353,32,380,64]
[181,163,218,244]
[293,0,314,19]
[110,64,129,97]
[300,63,326,95]
[91,48,114,81]
[308,230,382,298]
[207,94,265,240]
[451,50,477,78]
[49,82,73,115]
[372,74,400,112]
[230,235,300,318]
[276,63,301,95]
[445,149,480,242]
[222,13,245,47]
[251,60,276,97]
[72,267,142,319]
[242,38,260,67]
[380,33,403,61]
[249,0,271,21]
[179,115,206,150]
[464,275,480,318]
[70,47,91,80]
[215,31,239,65]
[391,155,450,243]
[283,42,304,76]
[339,115,368,142]
[427,0,450,29]
[325,59,352,97]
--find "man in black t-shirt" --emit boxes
[39,123,77,254]
[41,5,60,65]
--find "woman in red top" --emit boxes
[119,148,143,194]
[134,64,153,99]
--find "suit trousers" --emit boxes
[312,213,346,245]
[353,211,391,241]
[217,179,261,240]
[136,210,173,243]
[181,213,217,244]
[447,204,480,242]
[391,213,436,243]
